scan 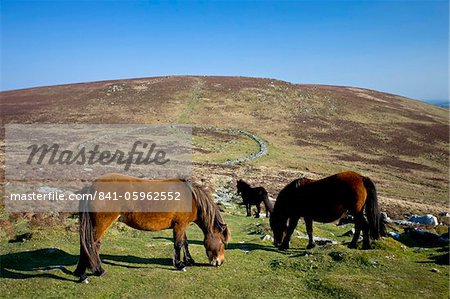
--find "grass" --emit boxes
[193,130,259,163]
[1,208,448,299]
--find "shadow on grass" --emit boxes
[416,246,450,266]
[0,247,203,281]
[152,236,297,254]
[0,248,78,281]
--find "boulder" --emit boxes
[408,214,438,226]
[261,234,274,242]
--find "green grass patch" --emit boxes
[1,213,448,298]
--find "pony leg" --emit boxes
[348,227,361,249]
[354,213,371,249]
[182,232,195,266]
[305,218,316,249]
[255,203,261,218]
[279,217,300,250]
[173,224,188,270]
[246,204,251,217]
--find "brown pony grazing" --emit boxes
[73,173,230,283]
[270,171,382,251]
[236,179,272,218]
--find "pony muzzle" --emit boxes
[210,257,224,267]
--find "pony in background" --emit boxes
[236,179,272,218]
[270,171,383,250]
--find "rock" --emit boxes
[380,212,390,223]
[430,268,440,273]
[342,229,355,236]
[438,212,450,225]
[261,234,274,242]
[388,232,400,240]
[408,214,438,226]
[391,219,415,226]
[438,232,449,243]
[405,227,444,244]
[296,234,338,245]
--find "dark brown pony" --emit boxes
[270,171,382,250]
[74,173,230,283]
[236,179,272,218]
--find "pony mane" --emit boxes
[273,178,304,212]
[187,181,230,243]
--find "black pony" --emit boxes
[270,171,384,250]
[236,179,272,218]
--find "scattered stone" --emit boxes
[261,234,274,242]
[430,268,440,273]
[107,84,124,92]
[391,219,415,226]
[438,232,449,243]
[296,234,338,245]
[380,212,390,222]
[408,214,438,226]
[405,227,445,244]
[438,212,450,225]
[388,232,400,240]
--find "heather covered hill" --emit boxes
[1,76,449,215]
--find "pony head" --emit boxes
[204,223,230,266]
[236,179,246,194]
[270,211,288,247]
[270,179,299,247]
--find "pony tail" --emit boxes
[363,177,381,240]
[77,186,102,273]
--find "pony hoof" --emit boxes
[306,244,316,250]
[78,276,89,284]
[94,269,106,277]
[348,243,358,249]
[184,259,195,266]
[278,245,289,251]
[362,245,372,250]
[174,262,186,270]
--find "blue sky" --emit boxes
[1,1,448,102]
